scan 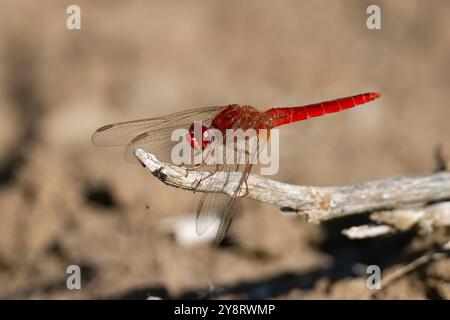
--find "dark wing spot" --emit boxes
[96,124,114,132]
[131,132,149,143]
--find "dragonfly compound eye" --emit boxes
[187,123,213,150]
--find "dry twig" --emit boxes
[135,148,450,237]
[135,148,450,294]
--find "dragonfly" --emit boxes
[92,92,380,245]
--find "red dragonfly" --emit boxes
[92,92,380,245]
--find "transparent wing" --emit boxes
[217,162,253,246]
[195,113,263,245]
[196,162,253,244]
[91,106,224,163]
[196,162,239,235]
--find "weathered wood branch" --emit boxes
[342,201,450,239]
[134,148,450,235]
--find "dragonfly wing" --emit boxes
[196,135,259,245]
[214,162,253,246]
[196,109,264,245]
[92,106,222,146]
[196,184,231,235]
[214,130,260,245]
[92,106,224,163]
[122,125,193,163]
[195,160,238,234]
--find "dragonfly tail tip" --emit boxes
[370,92,381,100]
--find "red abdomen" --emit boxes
[264,92,380,128]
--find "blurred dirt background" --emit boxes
[0,0,449,299]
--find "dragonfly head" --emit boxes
[187,122,214,151]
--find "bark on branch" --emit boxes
[134,148,450,237]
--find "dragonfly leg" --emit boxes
[243,179,249,196]
[179,160,189,177]
[181,162,205,177]
[190,169,218,190]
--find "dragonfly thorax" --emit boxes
[212,104,263,131]
[212,104,242,131]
